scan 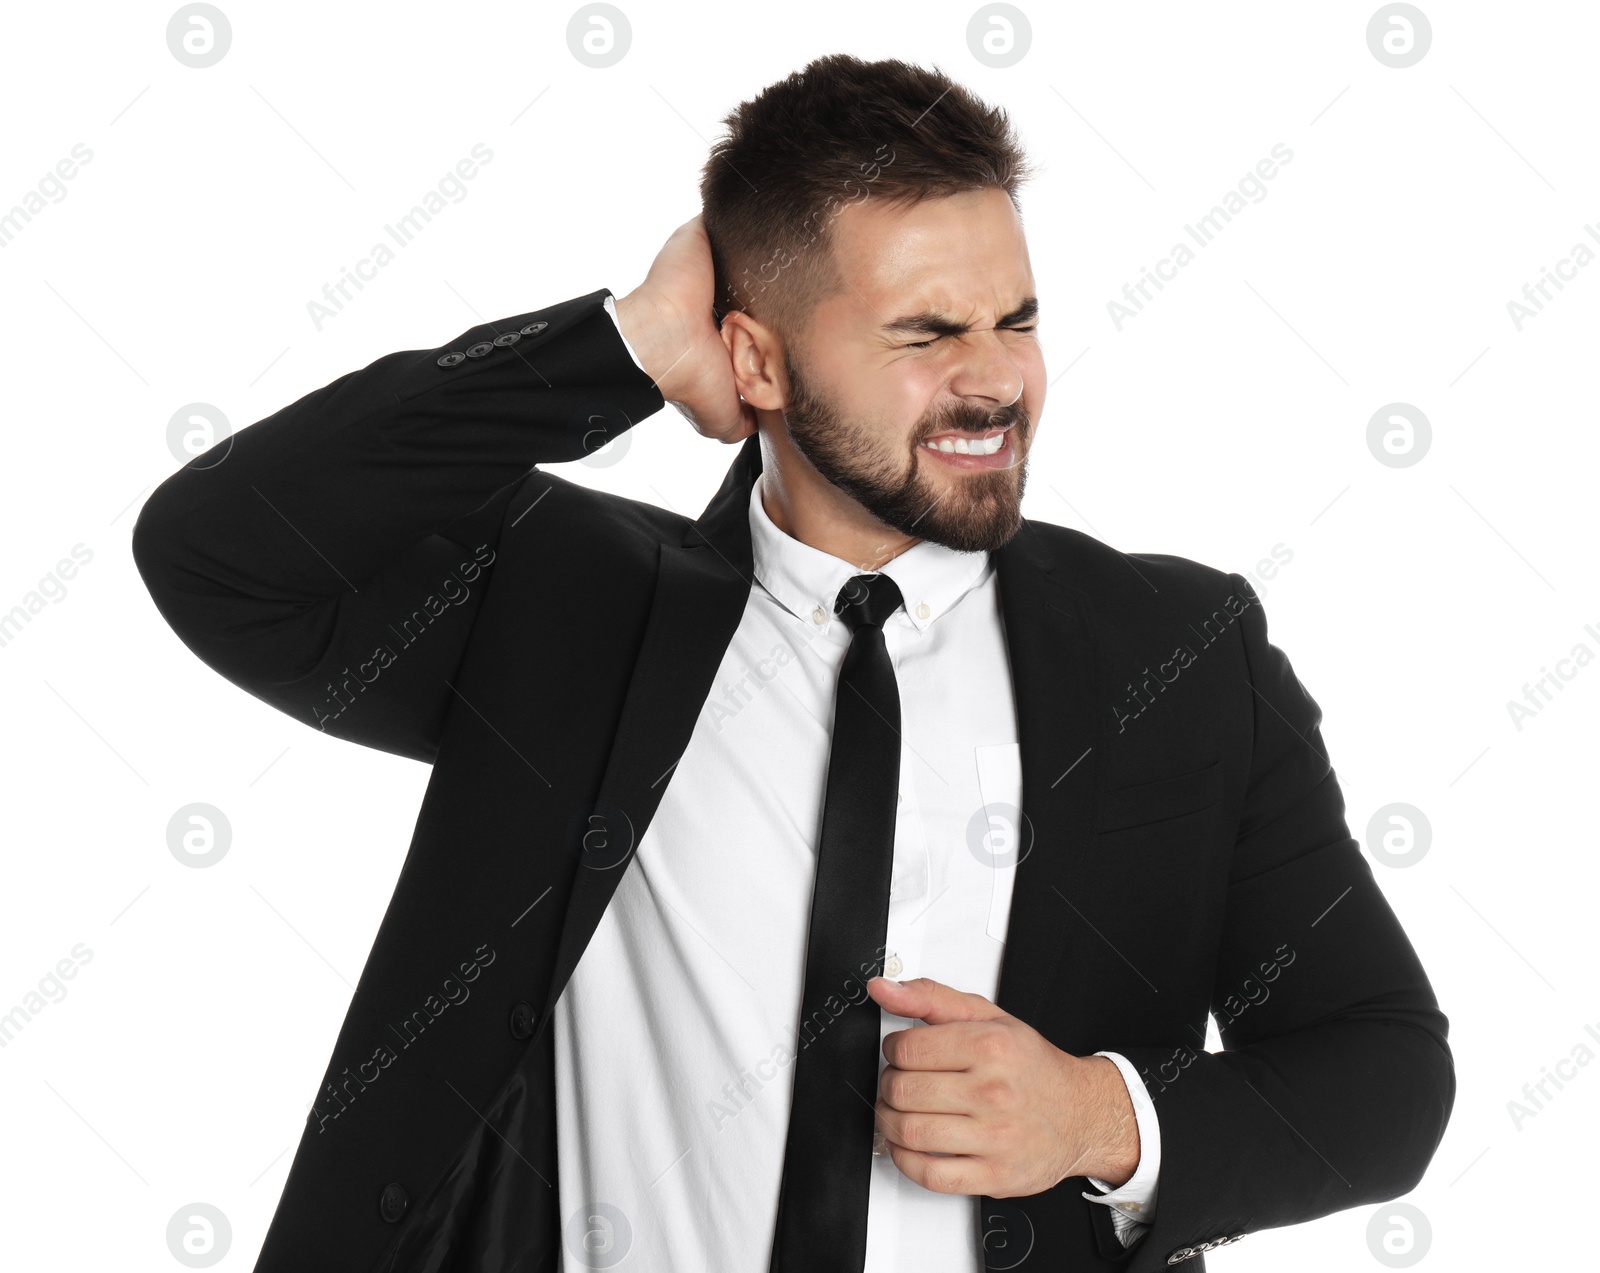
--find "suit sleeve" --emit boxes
[131,287,665,764]
[1108,573,1455,1268]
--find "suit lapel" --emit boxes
[991,524,1104,1026]
[535,434,764,1041]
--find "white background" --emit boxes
[0,0,1594,1268]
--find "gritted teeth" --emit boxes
[921,430,1007,456]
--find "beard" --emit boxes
[780,351,1031,554]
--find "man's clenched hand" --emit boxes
[867,976,1142,1199]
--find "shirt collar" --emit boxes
[747,470,992,635]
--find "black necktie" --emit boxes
[770,571,905,1273]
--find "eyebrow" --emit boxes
[881,296,1039,339]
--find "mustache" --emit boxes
[916,398,1029,443]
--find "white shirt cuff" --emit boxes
[602,291,649,372]
[1079,1050,1161,1243]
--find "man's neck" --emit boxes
[757,469,918,573]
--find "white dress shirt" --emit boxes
[545,298,1161,1271]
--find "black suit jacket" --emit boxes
[131,286,1454,1272]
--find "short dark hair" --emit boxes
[699,53,1034,351]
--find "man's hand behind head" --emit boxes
[615,216,757,444]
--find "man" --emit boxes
[132,53,1453,1273]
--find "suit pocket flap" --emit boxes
[1096,759,1223,832]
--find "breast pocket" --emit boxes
[1095,758,1223,833]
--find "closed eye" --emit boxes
[903,324,1038,351]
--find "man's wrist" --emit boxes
[612,286,687,399]
[1073,1054,1141,1186]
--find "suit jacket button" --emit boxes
[1166,1248,1194,1265]
[465,342,495,358]
[378,1182,408,1223]
[519,321,548,336]
[509,1000,534,1039]
[492,331,521,347]
[436,351,465,367]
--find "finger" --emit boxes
[874,1099,986,1157]
[881,1020,998,1072]
[721,398,757,442]
[885,1140,987,1196]
[683,381,757,444]
[878,1063,972,1115]
[868,976,1008,1027]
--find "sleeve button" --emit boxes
[519,321,548,336]
[492,331,521,347]
[465,342,495,358]
[437,351,466,367]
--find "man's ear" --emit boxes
[721,310,788,412]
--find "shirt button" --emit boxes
[915,601,931,620]
[872,1130,888,1156]
[812,606,827,624]
[884,952,903,978]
